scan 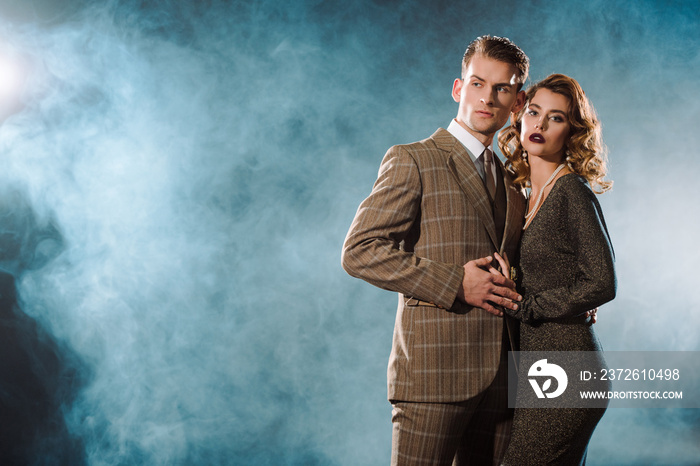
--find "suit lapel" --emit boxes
[434,129,499,249]
[500,162,526,252]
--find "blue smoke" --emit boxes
[0,0,697,464]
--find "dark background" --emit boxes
[0,0,697,464]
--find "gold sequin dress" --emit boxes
[502,174,616,466]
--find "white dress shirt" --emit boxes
[446,119,497,183]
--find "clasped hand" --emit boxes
[460,252,598,323]
[456,252,520,317]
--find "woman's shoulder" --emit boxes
[554,173,595,198]
[552,173,603,216]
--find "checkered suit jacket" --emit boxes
[342,128,526,402]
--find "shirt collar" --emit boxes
[446,119,492,163]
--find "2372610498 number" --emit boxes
[598,368,680,381]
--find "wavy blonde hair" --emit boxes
[498,73,612,193]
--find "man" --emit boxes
[341,36,529,465]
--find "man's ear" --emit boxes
[512,90,527,113]
[452,78,463,103]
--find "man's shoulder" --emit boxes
[390,128,456,159]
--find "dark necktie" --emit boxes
[483,148,496,199]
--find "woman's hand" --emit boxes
[489,251,599,324]
[489,252,511,278]
[488,252,514,315]
[484,252,517,315]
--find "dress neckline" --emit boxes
[523,173,579,231]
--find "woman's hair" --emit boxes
[498,73,612,193]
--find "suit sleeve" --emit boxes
[506,183,616,323]
[341,145,464,310]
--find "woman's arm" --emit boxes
[505,182,616,324]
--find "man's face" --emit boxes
[452,54,526,145]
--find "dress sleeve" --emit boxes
[341,145,464,310]
[507,180,616,323]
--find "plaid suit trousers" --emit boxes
[391,328,512,466]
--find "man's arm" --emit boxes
[342,145,521,312]
[342,146,464,309]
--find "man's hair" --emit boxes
[462,35,529,90]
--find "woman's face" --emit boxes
[520,88,571,163]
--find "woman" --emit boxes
[494,74,616,465]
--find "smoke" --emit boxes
[0,0,696,464]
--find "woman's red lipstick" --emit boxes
[529,133,545,143]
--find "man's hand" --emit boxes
[456,256,522,317]
[585,308,598,324]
